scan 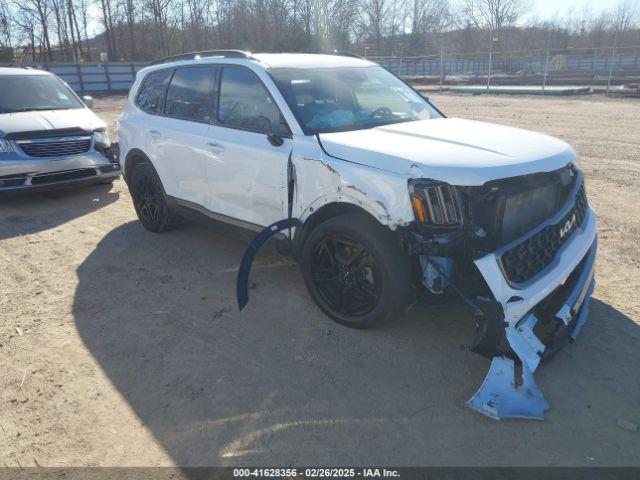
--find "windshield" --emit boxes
[270,66,441,134]
[0,75,84,113]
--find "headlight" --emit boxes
[409,179,463,227]
[0,139,13,153]
[93,130,110,146]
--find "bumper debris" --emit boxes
[467,356,550,420]
[467,237,598,420]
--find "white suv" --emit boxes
[118,51,597,419]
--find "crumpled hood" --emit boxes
[0,108,105,138]
[318,118,576,186]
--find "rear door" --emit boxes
[204,65,292,227]
[148,65,217,206]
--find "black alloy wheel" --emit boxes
[133,172,160,226]
[301,213,412,328]
[129,163,181,232]
[311,234,382,317]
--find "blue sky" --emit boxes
[524,0,613,21]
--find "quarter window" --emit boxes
[218,67,288,135]
[136,69,172,114]
[165,67,216,122]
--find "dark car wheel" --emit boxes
[301,213,412,328]
[129,163,181,232]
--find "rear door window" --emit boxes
[217,66,288,135]
[165,66,217,123]
[136,69,173,114]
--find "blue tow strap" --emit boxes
[236,218,302,311]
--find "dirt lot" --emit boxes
[1,93,639,468]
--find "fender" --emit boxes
[299,191,391,225]
[122,147,151,179]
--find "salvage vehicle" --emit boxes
[0,67,120,193]
[118,51,597,420]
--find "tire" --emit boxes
[301,213,412,328]
[128,162,181,232]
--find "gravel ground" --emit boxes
[0,93,639,468]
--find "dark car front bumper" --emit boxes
[0,147,121,194]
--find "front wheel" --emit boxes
[301,213,412,328]
[129,163,181,232]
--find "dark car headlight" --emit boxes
[93,129,110,147]
[409,179,463,227]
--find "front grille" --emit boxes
[31,168,96,185]
[18,137,91,158]
[500,183,588,285]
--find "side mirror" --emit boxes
[267,132,284,147]
[82,95,94,109]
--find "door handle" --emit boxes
[149,129,161,138]
[207,142,225,153]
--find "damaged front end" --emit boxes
[402,163,598,420]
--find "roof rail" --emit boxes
[329,50,365,59]
[150,50,253,66]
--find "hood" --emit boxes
[0,108,105,138]
[318,118,576,186]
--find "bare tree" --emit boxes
[99,0,116,59]
[359,0,390,53]
[412,0,450,35]
[612,0,639,32]
[12,0,54,60]
[0,0,12,48]
[462,0,529,32]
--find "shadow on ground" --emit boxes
[73,220,640,467]
[0,183,119,240]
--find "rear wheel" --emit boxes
[129,163,181,232]
[301,213,412,328]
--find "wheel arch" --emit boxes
[123,148,152,179]
[291,201,384,261]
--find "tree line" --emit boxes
[0,0,638,63]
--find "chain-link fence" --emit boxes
[3,46,640,96]
[364,45,640,95]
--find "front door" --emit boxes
[204,65,292,227]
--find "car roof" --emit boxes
[145,52,375,72]
[252,53,375,69]
[0,67,52,76]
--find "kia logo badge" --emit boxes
[559,213,577,239]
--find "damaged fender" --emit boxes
[290,137,416,228]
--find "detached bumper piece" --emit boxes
[467,357,550,420]
[468,237,597,420]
